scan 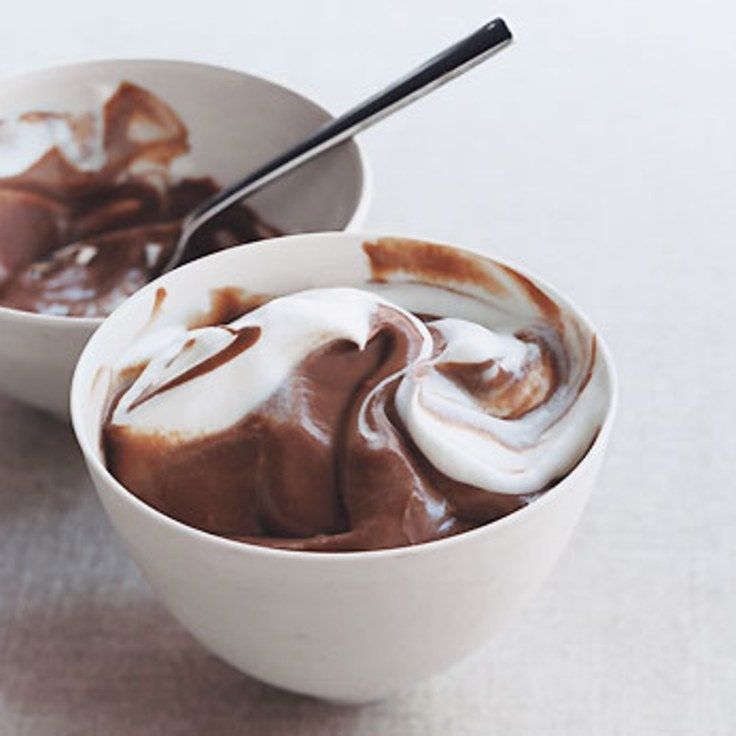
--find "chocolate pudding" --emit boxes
[102,257,606,552]
[0,82,279,318]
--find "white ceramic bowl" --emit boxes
[71,233,617,703]
[0,59,369,417]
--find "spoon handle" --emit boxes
[172,18,512,267]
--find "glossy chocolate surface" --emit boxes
[104,306,530,551]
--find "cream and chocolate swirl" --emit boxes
[0,82,278,318]
[103,286,605,552]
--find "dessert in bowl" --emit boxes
[0,59,368,416]
[72,233,617,701]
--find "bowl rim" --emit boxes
[71,231,619,563]
[0,57,372,328]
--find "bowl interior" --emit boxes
[0,59,367,235]
[72,233,616,484]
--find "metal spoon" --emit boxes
[163,17,513,273]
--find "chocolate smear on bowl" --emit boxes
[363,237,508,295]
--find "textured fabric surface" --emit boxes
[1,0,735,733]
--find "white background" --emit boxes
[1,1,735,734]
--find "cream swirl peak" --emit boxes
[104,286,605,551]
[111,289,419,434]
[398,316,601,495]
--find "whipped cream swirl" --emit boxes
[110,287,604,496]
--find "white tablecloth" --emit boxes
[1,1,734,733]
